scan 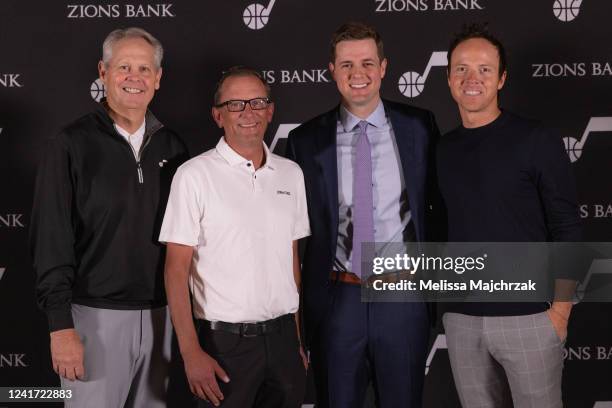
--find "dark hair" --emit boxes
[213,66,271,105]
[447,23,507,77]
[330,21,385,63]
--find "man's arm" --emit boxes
[547,279,576,341]
[534,128,582,339]
[29,135,84,381]
[165,243,229,406]
[292,240,308,369]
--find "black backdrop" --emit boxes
[1,1,611,407]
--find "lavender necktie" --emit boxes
[352,120,375,278]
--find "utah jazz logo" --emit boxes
[563,117,612,162]
[574,259,612,303]
[269,123,300,153]
[90,78,106,102]
[425,334,447,375]
[398,52,447,98]
[243,0,276,30]
[553,0,582,22]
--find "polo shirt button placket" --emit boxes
[246,161,257,190]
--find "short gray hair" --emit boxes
[102,27,163,68]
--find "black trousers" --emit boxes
[196,315,306,408]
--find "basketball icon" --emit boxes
[243,3,269,30]
[563,136,582,162]
[90,78,106,102]
[398,72,426,98]
[553,0,582,22]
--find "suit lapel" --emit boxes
[313,108,340,247]
[386,102,422,240]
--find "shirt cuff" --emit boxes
[47,307,74,332]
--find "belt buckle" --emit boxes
[240,323,259,338]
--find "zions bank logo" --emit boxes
[531,62,612,78]
[563,117,612,162]
[0,74,23,88]
[580,203,612,219]
[262,69,331,84]
[0,353,27,368]
[398,52,447,98]
[90,79,106,102]
[243,0,276,30]
[67,4,175,18]
[553,0,582,22]
[564,345,612,361]
[0,214,25,228]
[375,0,484,12]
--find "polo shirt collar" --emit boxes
[216,136,275,170]
[340,100,386,132]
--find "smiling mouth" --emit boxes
[350,83,369,89]
[238,123,258,128]
[463,90,482,96]
[123,87,144,94]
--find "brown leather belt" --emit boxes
[330,270,416,287]
[330,270,362,285]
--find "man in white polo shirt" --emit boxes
[159,66,310,408]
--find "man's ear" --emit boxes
[98,61,107,84]
[211,107,223,128]
[497,70,507,90]
[380,58,388,79]
[329,62,336,81]
[154,67,162,90]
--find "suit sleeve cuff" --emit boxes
[47,307,74,332]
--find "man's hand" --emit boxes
[298,344,308,370]
[183,347,230,407]
[50,328,84,381]
[547,302,572,342]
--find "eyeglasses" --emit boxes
[215,97,272,112]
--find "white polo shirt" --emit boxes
[159,137,310,323]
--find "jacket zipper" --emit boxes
[127,133,153,184]
[137,162,144,183]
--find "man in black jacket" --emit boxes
[30,27,187,407]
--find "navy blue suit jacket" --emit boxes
[286,99,444,346]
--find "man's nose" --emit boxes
[465,69,479,81]
[349,65,365,77]
[125,69,141,79]
[241,103,256,115]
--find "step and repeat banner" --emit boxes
[1,0,611,407]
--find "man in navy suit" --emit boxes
[286,22,443,408]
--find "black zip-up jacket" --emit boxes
[30,102,188,332]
